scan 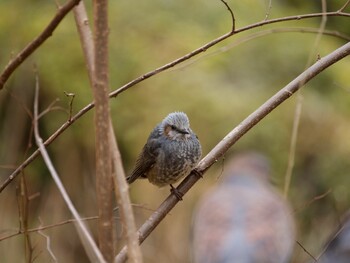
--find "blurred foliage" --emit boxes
[0,0,350,262]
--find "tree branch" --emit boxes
[220,0,235,32]
[0,0,81,90]
[114,41,350,263]
[92,0,115,261]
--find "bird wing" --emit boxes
[127,135,161,184]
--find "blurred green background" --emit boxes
[1,0,350,262]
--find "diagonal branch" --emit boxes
[0,0,81,90]
[114,41,350,263]
[220,0,235,32]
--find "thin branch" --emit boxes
[37,218,58,263]
[115,41,350,263]
[167,27,350,72]
[293,189,332,214]
[73,1,95,83]
[284,0,328,199]
[264,0,273,20]
[283,92,303,199]
[109,11,350,99]
[16,173,33,263]
[64,91,75,121]
[33,74,106,263]
[109,123,143,263]
[1,11,350,194]
[0,0,81,90]
[220,0,235,32]
[0,216,100,242]
[296,241,318,262]
[338,0,350,12]
[37,98,61,119]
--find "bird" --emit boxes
[127,112,202,198]
[317,211,350,263]
[192,152,295,263]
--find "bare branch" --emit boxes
[220,0,235,32]
[115,41,350,262]
[0,216,100,242]
[64,91,75,121]
[264,0,273,20]
[33,74,105,263]
[0,0,81,90]
[16,173,33,262]
[109,11,350,99]
[167,27,350,71]
[338,0,350,12]
[283,94,303,198]
[296,241,318,262]
[37,218,58,262]
[73,1,95,83]
[109,123,143,263]
[1,11,349,194]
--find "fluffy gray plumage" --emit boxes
[127,112,202,187]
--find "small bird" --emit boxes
[317,211,350,263]
[127,112,202,197]
[192,152,295,263]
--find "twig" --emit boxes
[37,218,58,262]
[0,0,81,90]
[264,0,273,20]
[293,189,332,214]
[0,216,100,242]
[16,172,33,263]
[338,0,350,12]
[284,0,328,199]
[109,11,350,99]
[296,241,318,262]
[33,74,106,263]
[37,98,61,119]
[1,11,350,194]
[167,27,350,72]
[283,94,302,198]
[220,0,235,32]
[64,91,75,121]
[114,41,350,263]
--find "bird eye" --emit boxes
[170,125,176,130]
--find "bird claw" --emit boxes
[170,184,184,201]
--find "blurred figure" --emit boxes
[192,152,295,263]
[317,211,350,263]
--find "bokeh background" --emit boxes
[1,0,350,262]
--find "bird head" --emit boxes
[161,112,192,141]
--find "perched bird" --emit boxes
[192,152,295,263]
[127,112,201,197]
[317,211,350,263]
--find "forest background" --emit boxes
[0,0,350,262]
